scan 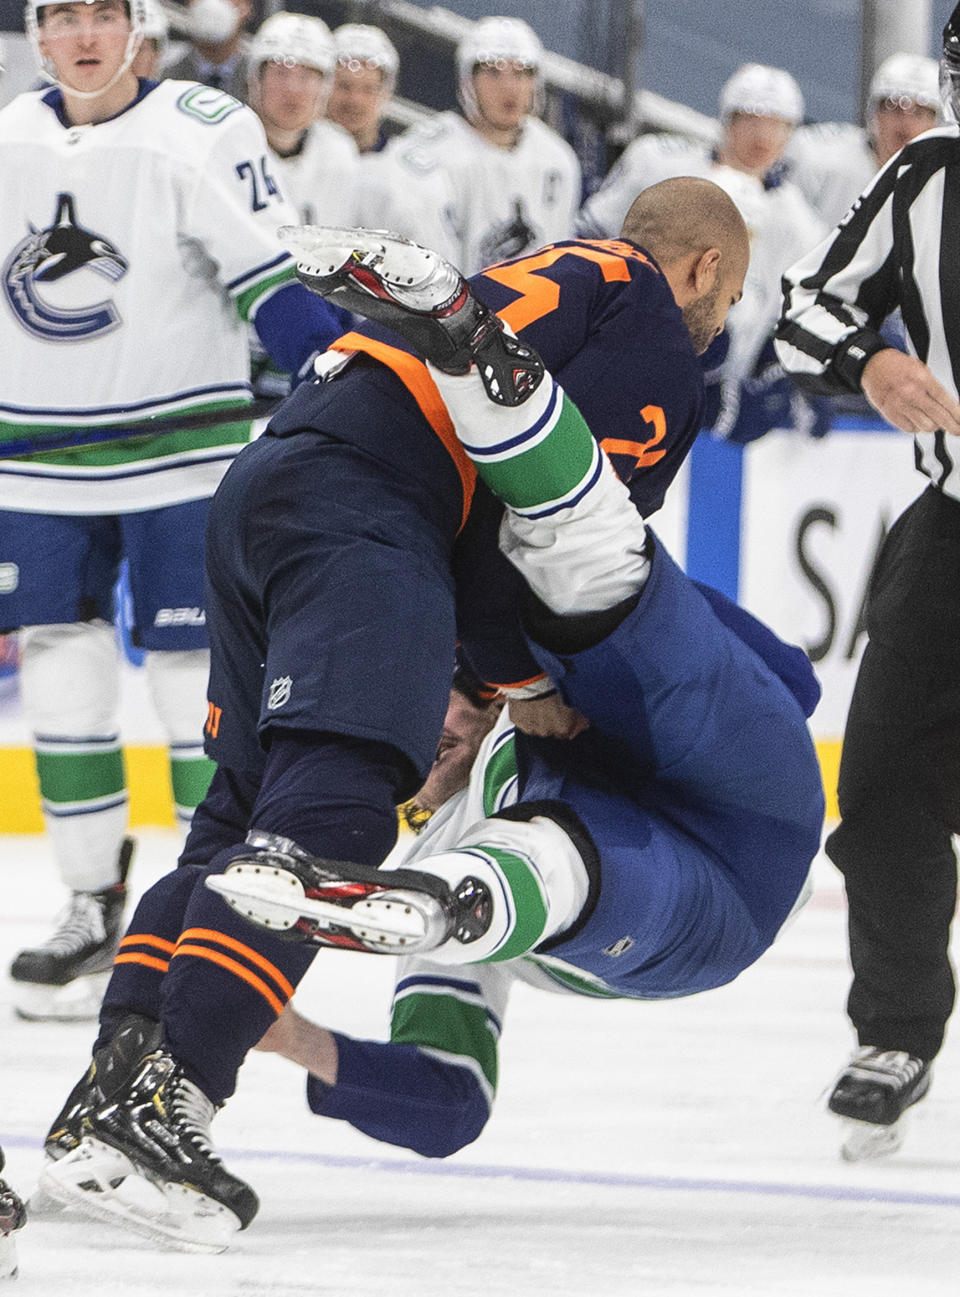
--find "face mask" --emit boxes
[190,0,239,45]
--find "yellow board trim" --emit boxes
[0,740,843,833]
[0,746,176,833]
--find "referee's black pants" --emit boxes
[826,486,959,1062]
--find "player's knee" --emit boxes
[144,649,210,743]
[19,620,119,734]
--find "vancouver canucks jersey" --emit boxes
[267,119,360,227]
[0,80,302,513]
[378,111,582,275]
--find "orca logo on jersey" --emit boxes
[2,193,128,342]
[478,198,537,269]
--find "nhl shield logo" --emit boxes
[267,675,293,710]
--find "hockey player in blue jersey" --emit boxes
[36,189,765,1247]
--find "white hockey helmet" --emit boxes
[457,15,543,121]
[141,0,168,56]
[248,11,335,77]
[333,23,399,93]
[718,62,804,125]
[26,0,148,95]
[869,52,939,111]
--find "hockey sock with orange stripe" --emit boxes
[94,865,200,1051]
[160,878,317,1103]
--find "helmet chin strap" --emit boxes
[46,29,143,102]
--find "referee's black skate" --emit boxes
[279,224,544,405]
[0,1148,27,1280]
[40,1050,258,1253]
[206,839,492,956]
[827,1046,932,1161]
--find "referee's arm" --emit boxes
[775,149,960,437]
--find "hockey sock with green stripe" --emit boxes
[169,745,216,829]
[415,814,590,965]
[428,363,601,515]
[34,736,130,892]
[429,361,649,615]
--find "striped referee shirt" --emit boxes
[776,124,960,502]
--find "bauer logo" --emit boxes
[2,193,127,342]
[0,562,18,594]
[154,607,206,627]
[267,676,293,710]
[602,936,635,958]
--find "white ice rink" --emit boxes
[1,829,957,1296]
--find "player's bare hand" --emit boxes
[508,693,589,739]
[862,349,960,436]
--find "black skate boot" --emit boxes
[40,1050,258,1253]
[44,1012,162,1163]
[0,1148,27,1280]
[11,837,134,1022]
[828,1047,932,1162]
[279,224,544,405]
[206,835,492,955]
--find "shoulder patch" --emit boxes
[176,85,244,126]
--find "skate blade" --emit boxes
[13,971,110,1022]
[278,224,388,276]
[40,1141,240,1254]
[27,1180,71,1218]
[206,865,434,951]
[839,1116,907,1163]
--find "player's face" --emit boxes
[258,60,326,132]
[871,98,937,165]
[682,246,749,355]
[326,64,387,140]
[402,689,503,824]
[38,0,133,93]
[471,61,536,131]
[722,111,793,175]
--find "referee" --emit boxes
[775,4,960,1162]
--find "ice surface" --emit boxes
[0,830,957,1296]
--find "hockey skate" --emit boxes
[278,224,544,405]
[0,1148,27,1281]
[206,845,492,955]
[827,1047,932,1162]
[10,837,134,1022]
[39,1050,257,1253]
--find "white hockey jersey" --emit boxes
[0,80,302,513]
[784,121,878,228]
[267,119,360,227]
[579,134,827,385]
[377,111,582,275]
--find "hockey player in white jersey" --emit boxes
[377,15,581,274]
[580,62,827,442]
[785,53,940,228]
[0,0,343,1022]
[246,11,359,228]
[327,22,398,155]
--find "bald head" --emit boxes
[620,176,749,268]
[620,177,750,353]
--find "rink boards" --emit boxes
[0,420,920,830]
